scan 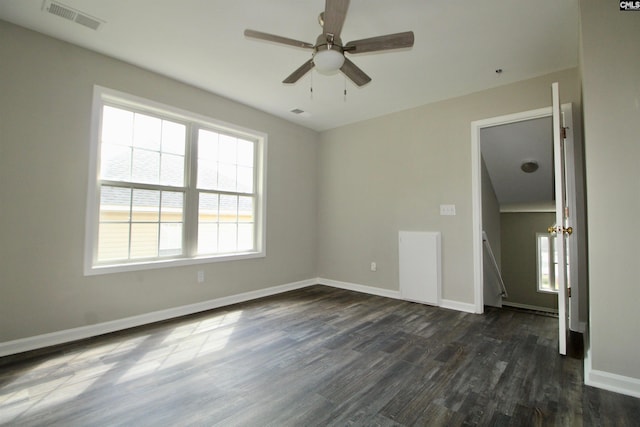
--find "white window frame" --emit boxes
[84,86,267,275]
[536,232,557,293]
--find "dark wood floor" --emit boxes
[1,285,639,426]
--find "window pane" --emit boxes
[160,153,184,186]
[540,237,549,272]
[198,129,218,159]
[132,189,160,222]
[133,113,161,150]
[237,166,254,193]
[199,193,219,222]
[218,134,237,164]
[538,235,548,290]
[198,223,218,254]
[162,121,186,155]
[238,224,254,251]
[159,223,182,256]
[537,234,558,293]
[132,149,160,184]
[161,191,184,222]
[218,163,237,192]
[237,139,254,167]
[197,158,218,190]
[102,106,133,146]
[101,144,132,181]
[219,195,238,223]
[238,196,254,223]
[218,223,237,252]
[98,223,129,261]
[130,223,159,259]
[100,186,131,222]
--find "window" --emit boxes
[85,86,266,275]
[536,232,557,293]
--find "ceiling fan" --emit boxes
[244,0,414,87]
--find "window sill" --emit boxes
[84,251,265,276]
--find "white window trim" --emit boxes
[84,85,267,276]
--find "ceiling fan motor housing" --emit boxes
[313,34,345,73]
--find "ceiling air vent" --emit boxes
[290,108,311,117]
[43,0,104,30]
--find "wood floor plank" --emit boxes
[1,285,639,426]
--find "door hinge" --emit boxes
[561,127,567,139]
[568,287,572,298]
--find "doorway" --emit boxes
[471,104,586,333]
[471,106,554,313]
[481,115,558,314]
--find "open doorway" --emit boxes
[471,104,587,333]
[481,115,558,314]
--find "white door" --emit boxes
[552,82,570,355]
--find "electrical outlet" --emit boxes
[197,270,205,283]
[370,262,377,272]
[440,204,456,216]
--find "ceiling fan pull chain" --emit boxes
[310,72,314,100]
[344,76,347,102]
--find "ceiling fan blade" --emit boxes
[323,0,350,39]
[340,57,371,86]
[344,31,415,54]
[283,59,315,84]
[244,29,314,49]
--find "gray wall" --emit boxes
[580,0,640,381]
[500,212,558,311]
[481,158,501,265]
[481,158,502,306]
[0,21,319,341]
[317,67,581,305]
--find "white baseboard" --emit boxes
[1,277,481,358]
[317,278,403,300]
[585,369,640,398]
[0,279,315,358]
[317,278,477,314]
[501,301,559,314]
[584,346,640,398]
[440,299,477,314]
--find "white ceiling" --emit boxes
[0,0,579,131]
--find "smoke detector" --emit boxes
[521,160,539,173]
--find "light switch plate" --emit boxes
[440,204,456,216]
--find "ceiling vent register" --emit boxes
[42,0,104,30]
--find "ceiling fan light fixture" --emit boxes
[313,48,344,74]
